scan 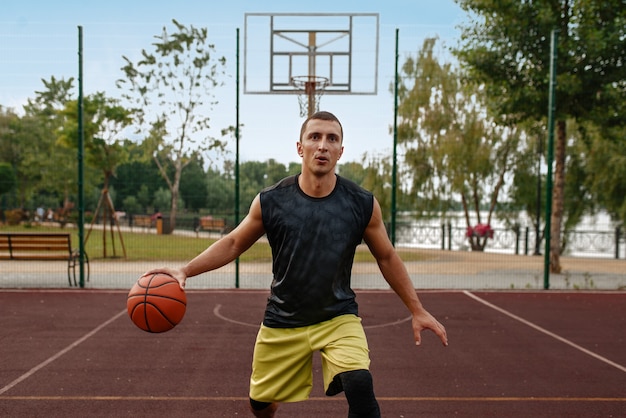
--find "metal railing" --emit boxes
[396,222,625,259]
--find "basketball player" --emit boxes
[146,111,448,417]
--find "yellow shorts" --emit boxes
[249,314,371,403]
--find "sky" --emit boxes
[1,0,468,167]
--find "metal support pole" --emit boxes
[235,28,241,288]
[543,30,558,290]
[534,135,542,255]
[391,28,399,246]
[307,32,316,118]
[441,224,445,250]
[524,227,529,255]
[77,26,86,288]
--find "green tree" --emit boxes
[59,92,132,193]
[203,165,235,215]
[339,159,407,221]
[122,195,142,217]
[0,162,17,223]
[360,153,394,223]
[455,0,626,268]
[1,78,77,210]
[287,162,301,176]
[266,159,288,185]
[0,108,20,208]
[137,185,153,213]
[110,141,166,212]
[338,161,368,185]
[239,161,269,208]
[0,162,16,196]
[180,157,208,212]
[503,120,553,255]
[576,122,626,227]
[396,38,524,251]
[56,92,133,255]
[117,19,229,231]
[153,187,177,213]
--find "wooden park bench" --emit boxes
[0,233,89,286]
[195,216,227,235]
[132,215,153,229]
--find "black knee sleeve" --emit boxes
[249,398,272,411]
[329,370,381,418]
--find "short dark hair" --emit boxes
[299,111,343,142]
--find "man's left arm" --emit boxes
[363,198,448,347]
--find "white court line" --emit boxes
[463,291,626,373]
[0,309,128,396]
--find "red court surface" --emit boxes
[1,289,624,417]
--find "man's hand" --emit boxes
[412,310,448,346]
[142,267,187,290]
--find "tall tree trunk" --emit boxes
[169,159,183,232]
[170,186,178,232]
[549,120,566,273]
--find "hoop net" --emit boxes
[290,75,329,117]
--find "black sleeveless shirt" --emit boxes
[259,174,374,328]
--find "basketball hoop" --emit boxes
[290,75,329,117]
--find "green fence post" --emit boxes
[543,30,558,290]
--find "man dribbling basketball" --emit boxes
[145,111,448,417]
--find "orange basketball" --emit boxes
[127,273,187,333]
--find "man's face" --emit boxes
[297,118,344,176]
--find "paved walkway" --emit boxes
[2,248,624,291]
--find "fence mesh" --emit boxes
[1,21,624,291]
[1,221,624,291]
